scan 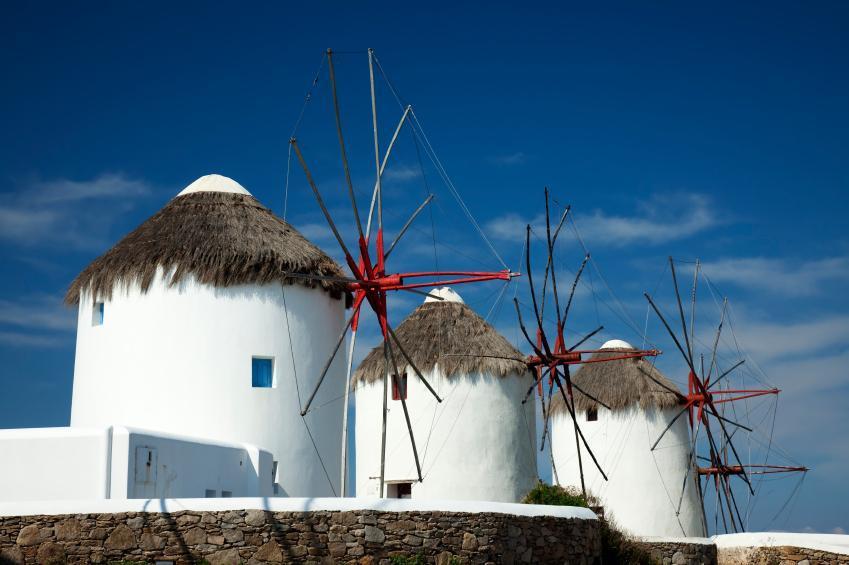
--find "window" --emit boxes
[92,301,104,326]
[387,482,413,499]
[272,461,279,495]
[204,489,216,498]
[586,407,598,422]
[252,357,274,388]
[391,372,408,401]
[221,490,232,498]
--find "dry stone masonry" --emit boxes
[0,508,600,564]
[636,539,717,564]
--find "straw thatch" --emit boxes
[65,191,349,304]
[549,347,682,415]
[353,300,529,386]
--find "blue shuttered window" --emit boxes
[252,357,273,388]
[92,302,104,326]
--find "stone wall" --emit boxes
[637,540,717,565]
[717,544,849,565]
[0,508,600,564]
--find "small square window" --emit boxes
[252,357,274,388]
[204,489,216,498]
[392,373,407,401]
[586,407,598,422]
[221,490,232,498]
[92,302,104,326]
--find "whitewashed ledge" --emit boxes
[713,532,849,556]
[0,496,597,521]
[639,536,715,545]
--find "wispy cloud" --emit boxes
[0,295,75,331]
[488,152,528,166]
[574,193,717,246]
[0,331,68,348]
[383,165,422,182]
[485,193,717,246]
[0,173,153,250]
[701,256,849,296]
[0,294,75,349]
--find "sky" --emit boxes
[1,1,847,535]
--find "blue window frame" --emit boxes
[252,357,273,388]
[92,302,104,326]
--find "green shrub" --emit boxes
[521,481,592,508]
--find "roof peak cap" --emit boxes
[601,339,634,350]
[424,287,464,304]
[177,174,251,197]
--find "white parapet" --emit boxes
[0,496,598,520]
[0,426,272,502]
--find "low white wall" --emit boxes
[0,496,597,520]
[0,426,272,502]
[714,532,849,556]
[0,427,111,502]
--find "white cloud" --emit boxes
[0,173,153,249]
[574,193,717,246]
[0,295,76,332]
[485,193,717,246]
[383,165,421,182]
[486,213,534,240]
[701,256,849,296]
[0,331,68,348]
[489,152,528,166]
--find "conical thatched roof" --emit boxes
[65,175,348,304]
[549,340,682,415]
[353,288,529,386]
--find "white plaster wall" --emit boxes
[109,426,273,499]
[70,273,346,497]
[0,427,111,501]
[0,426,272,501]
[355,367,538,502]
[551,405,705,537]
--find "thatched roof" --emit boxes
[353,292,529,386]
[65,175,348,304]
[549,343,682,415]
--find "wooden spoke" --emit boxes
[300,301,363,416]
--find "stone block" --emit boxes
[36,541,66,565]
[364,525,385,543]
[245,509,266,526]
[104,524,136,550]
[252,539,283,562]
[55,517,82,540]
[184,526,208,545]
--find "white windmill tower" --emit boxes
[353,287,538,502]
[66,174,349,497]
[549,339,706,537]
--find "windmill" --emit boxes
[288,48,519,497]
[510,188,660,498]
[644,258,808,532]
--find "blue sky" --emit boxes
[1,1,847,535]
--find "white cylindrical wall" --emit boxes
[70,272,346,497]
[551,405,705,537]
[355,367,538,502]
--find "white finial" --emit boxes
[601,339,634,350]
[178,174,251,196]
[424,287,464,304]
